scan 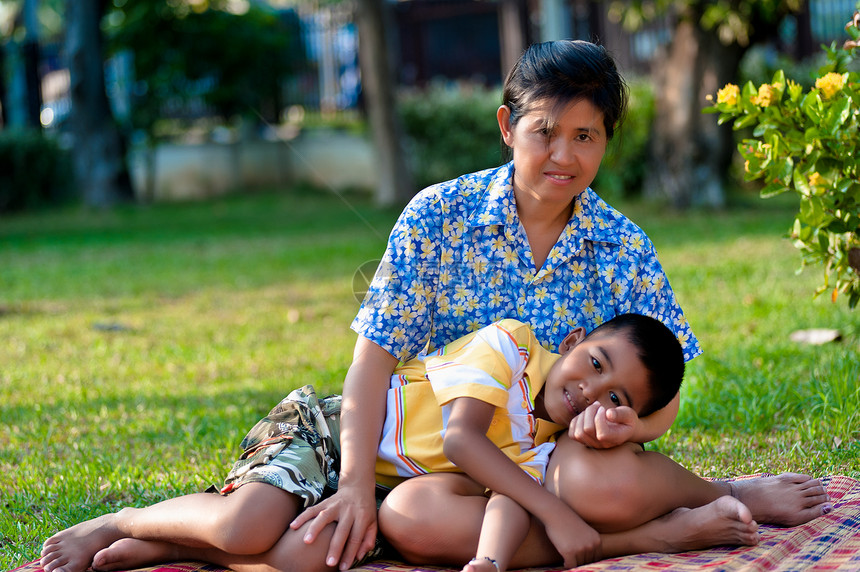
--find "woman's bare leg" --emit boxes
[40,483,302,572]
[546,436,831,532]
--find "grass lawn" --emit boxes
[1,186,858,569]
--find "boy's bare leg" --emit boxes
[91,518,339,572]
[40,483,302,572]
[378,473,558,568]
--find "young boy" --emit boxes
[40,313,682,572]
[458,314,681,572]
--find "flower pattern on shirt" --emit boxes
[352,162,701,363]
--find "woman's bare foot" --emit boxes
[652,496,759,553]
[730,473,832,527]
[41,514,125,572]
[92,538,179,572]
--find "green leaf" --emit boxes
[804,126,824,143]
[793,166,812,196]
[733,114,760,130]
[794,217,813,241]
[761,182,788,198]
[771,69,786,89]
[800,196,830,229]
[741,81,758,112]
[827,218,853,233]
[802,92,823,123]
[824,97,852,131]
[777,156,794,184]
[753,121,780,137]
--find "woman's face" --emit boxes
[498,98,608,209]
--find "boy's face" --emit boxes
[540,328,651,427]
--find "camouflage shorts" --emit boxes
[220,384,342,508]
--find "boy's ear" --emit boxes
[559,327,587,354]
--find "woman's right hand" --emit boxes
[290,482,378,570]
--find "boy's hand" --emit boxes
[290,483,378,570]
[544,506,601,567]
[568,403,638,448]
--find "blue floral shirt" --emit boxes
[352,162,701,363]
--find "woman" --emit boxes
[323,39,829,570]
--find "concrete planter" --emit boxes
[128,129,377,201]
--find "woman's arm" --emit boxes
[444,397,600,568]
[635,391,679,442]
[290,335,398,570]
[569,392,679,448]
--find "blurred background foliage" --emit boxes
[399,83,503,190]
[0,127,72,210]
[1,0,856,210]
[105,0,306,136]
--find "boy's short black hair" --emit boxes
[586,313,684,417]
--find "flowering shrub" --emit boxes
[706,6,860,307]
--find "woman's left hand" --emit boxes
[568,403,638,448]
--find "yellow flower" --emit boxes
[752,84,777,107]
[716,83,740,106]
[808,172,827,193]
[808,172,823,186]
[815,72,847,99]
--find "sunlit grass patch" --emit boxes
[1,189,857,569]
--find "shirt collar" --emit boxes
[563,187,623,247]
[466,162,517,228]
[467,162,622,248]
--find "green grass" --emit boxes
[1,188,858,569]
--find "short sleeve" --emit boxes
[622,236,702,361]
[351,190,442,362]
[424,320,530,409]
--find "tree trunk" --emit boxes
[355,0,413,207]
[850,248,860,276]
[65,0,134,207]
[499,0,527,77]
[0,45,6,128]
[644,9,743,208]
[22,0,43,129]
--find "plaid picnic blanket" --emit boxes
[11,475,860,572]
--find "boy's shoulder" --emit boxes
[479,319,548,355]
[438,319,535,357]
[488,318,533,337]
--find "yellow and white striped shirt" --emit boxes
[375,319,565,488]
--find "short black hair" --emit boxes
[586,313,684,417]
[502,40,629,154]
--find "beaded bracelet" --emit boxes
[468,557,501,572]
